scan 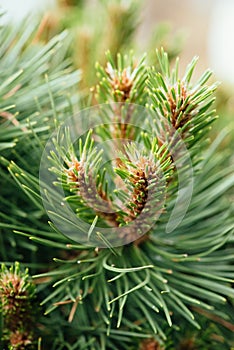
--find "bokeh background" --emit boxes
[1,0,234,83]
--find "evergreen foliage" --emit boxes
[0,262,38,349]
[0,4,233,350]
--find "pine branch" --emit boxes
[0,262,39,349]
[95,51,147,105]
[148,48,218,152]
[113,142,171,242]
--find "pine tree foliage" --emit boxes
[0,14,80,262]
[0,8,233,350]
[148,50,218,149]
[95,52,147,104]
[0,14,79,149]
[0,262,39,349]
